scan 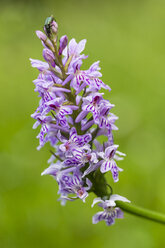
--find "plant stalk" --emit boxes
[116,201,165,225]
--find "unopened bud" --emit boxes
[51,20,58,35]
[36,30,47,42]
[36,30,54,51]
[59,35,68,55]
[43,48,55,67]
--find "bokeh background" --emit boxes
[0,0,165,247]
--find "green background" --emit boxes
[0,0,165,247]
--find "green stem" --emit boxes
[116,201,165,225]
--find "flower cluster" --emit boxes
[31,16,130,226]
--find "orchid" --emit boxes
[31,16,165,226]
[92,194,130,226]
[98,145,125,182]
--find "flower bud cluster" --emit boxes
[31,16,130,226]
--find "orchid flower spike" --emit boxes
[31,15,130,226]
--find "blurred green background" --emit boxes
[0,0,165,247]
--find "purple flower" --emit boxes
[44,97,78,128]
[64,149,98,168]
[80,93,114,123]
[92,194,130,226]
[31,112,56,149]
[41,161,63,178]
[33,73,69,106]
[31,113,53,129]
[63,38,87,59]
[43,48,55,67]
[36,123,59,150]
[98,145,125,182]
[59,127,92,155]
[59,35,68,56]
[63,61,110,94]
[31,112,69,149]
[98,111,118,135]
[78,93,103,122]
[57,169,92,202]
[30,58,49,71]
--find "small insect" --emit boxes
[44,15,54,38]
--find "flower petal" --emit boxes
[105,145,118,159]
[76,39,87,54]
[111,160,119,182]
[75,110,88,123]
[110,194,131,203]
[115,207,124,219]
[92,211,104,224]
[91,197,103,207]
[100,160,112,173]
[105,216,115,226]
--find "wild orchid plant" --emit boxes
[30,16,165,226]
